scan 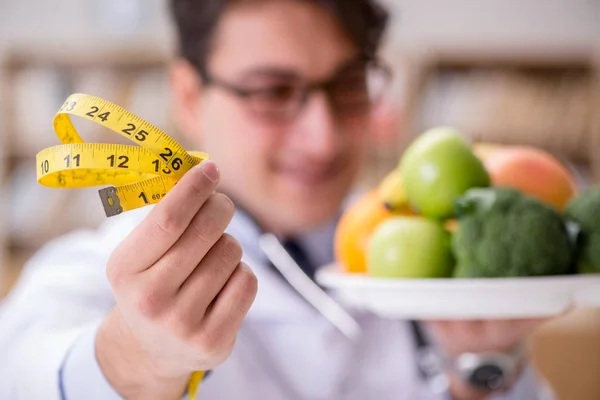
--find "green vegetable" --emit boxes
[565,186,600,273]
[452,187,574,278]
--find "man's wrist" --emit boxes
[445,348,528,400]
[447,370,492,400]
[416,340,528,399]
[447,363,528,400]
[96,309,190,400]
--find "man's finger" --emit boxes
[173,233,243,324]
[200,263,258,348]
[110,160,220,274]
[147,193,235,292]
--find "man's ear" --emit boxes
[169,59,204,143]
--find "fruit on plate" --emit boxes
[565,186,600,274]
[481,145,578,211]
[444,219,459,233]
[472,142,508,160]
[452,187,574,278]
[335,190,412,274]
[377,169,409,211]
[367,216,454,278]
[399,126,490,220]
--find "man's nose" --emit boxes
[294,92,337,157]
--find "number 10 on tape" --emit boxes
[36,93,209,217]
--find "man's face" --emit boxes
[171,0,377,235]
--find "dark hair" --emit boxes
[169,0,389,80]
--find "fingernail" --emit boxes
[200,160,219,183]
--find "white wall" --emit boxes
[1,0,598,57]
[381,0,600,53]
[0,0,174,56]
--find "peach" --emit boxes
[481,145,578,211]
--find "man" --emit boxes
[0,0,556,399]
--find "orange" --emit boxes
[334,190,412,274]
[444,218,459,233]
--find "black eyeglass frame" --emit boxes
[200,55,394,121]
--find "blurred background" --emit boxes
[0,0,599,398]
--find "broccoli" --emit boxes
[452,187,574,278]
[565,186,600,273]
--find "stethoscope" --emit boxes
[229,201,363,342]
[258,232,362,342]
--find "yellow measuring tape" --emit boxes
[37,93,209,217]
[36,93,208,397]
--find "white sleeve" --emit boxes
[59,323,123,399]
[0,216,138,400]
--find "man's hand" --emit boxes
[96,160,258,400]
[425,319,550,400]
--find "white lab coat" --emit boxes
[0,204,555,399]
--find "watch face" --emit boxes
[468,364,506,390]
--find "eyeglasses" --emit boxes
[202,56,393,122]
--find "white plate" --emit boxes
[316,264,600,320]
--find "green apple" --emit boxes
[400,126,490,219]
[367,216,454,278]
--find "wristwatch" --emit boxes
[411,321,526,393]
[452,345,525,390]
[416,341,526,393]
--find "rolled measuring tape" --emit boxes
[36,93,208,397]
[36,93,209,217]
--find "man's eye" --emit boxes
[255,85,298,101]
[332,77,368,99]
[338,77,367,90]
